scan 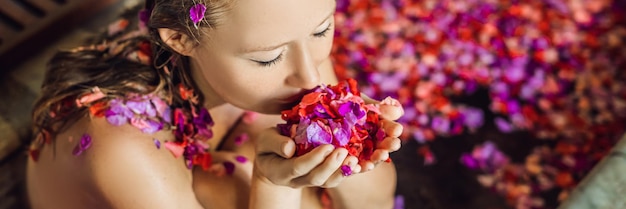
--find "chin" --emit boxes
[254,102,297,115]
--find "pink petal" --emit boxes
[242,111,259,124]
[234,133,249,146]
[76,87,106,107]
[164,142,185,158]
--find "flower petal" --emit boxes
[189,4,207,25]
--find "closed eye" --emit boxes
[313,23,332,38]
[254,53,284,67]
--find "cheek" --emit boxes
[204,59,285,103]
[312,36,334,64]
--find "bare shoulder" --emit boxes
[75,116,204,208]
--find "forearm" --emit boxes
[326,162,397,209]
[249,167,303,209]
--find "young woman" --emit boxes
[26,0,405,208]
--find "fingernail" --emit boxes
[281,142,290,155]
[380,97,400,106]
[323,147,333,156]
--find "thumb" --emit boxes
[378,96,404,121]
[362,94,404,121]
[256,128,297,158]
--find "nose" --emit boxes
[285,43,320,89]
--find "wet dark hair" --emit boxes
[30,0,233,147]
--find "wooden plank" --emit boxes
[0,0,38,26]
[25,0,58,12]
[0,117,19,162]
[0,22,18,42]
[558,134,626,209]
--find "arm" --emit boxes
[250,166,304,209]
[326,162,397,209]
[84,117,205,209]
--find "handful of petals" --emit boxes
[278,79,387,164]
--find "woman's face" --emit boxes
[189,0,336,114]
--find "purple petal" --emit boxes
[72,134,92,156]
[504,66,525,83]
[314,103,330,118]
[194,108,214,126]
[183,144,199,158]
[412,129,427,144]
[353,105,366,119]
[235,155,247,163]
[161,107,172,123]
[150,97,170,117]
[154,138,161,149]
[340,165,352,176]
[306,121,332,145]
[494,117,514,133]
[344,111,359,126]
[460,154,478,169]
[462,108,484,130]
[277,124,292,137]
[79,134,92,150]
[223,161,235,175]
[72,145,83,156]
[337,102,353,116]
[197,127,213,139]
[138,9,151,25]
[431,116,450,134]
[105,111,128,126]
[506,100,521,114]
[189,4,207,25]
[294,118,312,144]
[126,100,148,114]
[329,120,350,146]
[145,103,157,118]
[393,195,405,209]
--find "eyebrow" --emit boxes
[240,7,336,53]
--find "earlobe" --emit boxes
[157,28,195,56]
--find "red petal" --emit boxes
[29,149,40,162]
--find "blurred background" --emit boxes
[0,0,625,209]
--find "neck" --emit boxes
[189,57,225,110]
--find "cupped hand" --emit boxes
[254,129,362,188]
[359,95,404,172]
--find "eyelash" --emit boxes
[256,53,284,67]
[256,24,332,67]
[313,23,332,38]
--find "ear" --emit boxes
[157,28,195,56]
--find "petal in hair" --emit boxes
[189,4,207,27]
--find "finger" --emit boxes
[256,128,296,158]
[361,94,404,121]
[369,149,390,163]
[382,120,403,138]
[376,136,402,152]
[292,148,348,186]
[359,160,376,173]
[360,93,379,104]
[289,145,336,178]
[321,155,361,188]
[378,97,404,121]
